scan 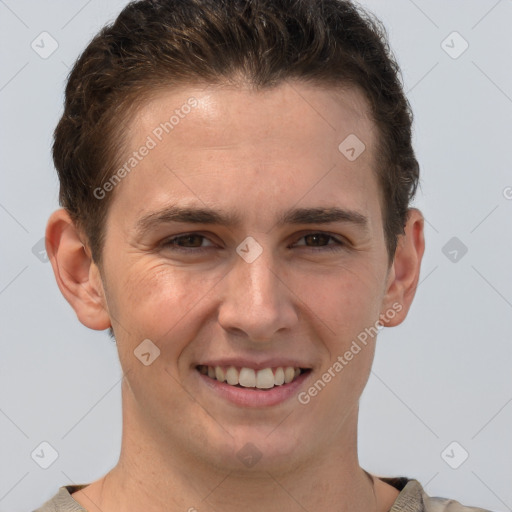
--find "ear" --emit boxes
[45,208,111,330]
[379,208,425,327]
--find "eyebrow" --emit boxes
[134,205,369,235]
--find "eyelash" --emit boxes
[160,232,346,253]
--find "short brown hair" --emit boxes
[53,0,419,265]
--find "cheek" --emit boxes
[292,260,384,341]
[107,260,222,348]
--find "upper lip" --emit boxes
[196,358,311,370]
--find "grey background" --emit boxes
[1,0,511,510]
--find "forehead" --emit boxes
[107,81,381,232]
[135,81,375,153]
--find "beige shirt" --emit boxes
[33,477,494,512]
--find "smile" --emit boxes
[196,365,308,390]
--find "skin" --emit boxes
[46,81,425,512]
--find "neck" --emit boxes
[101,455,377,512]
[74,388,383,512]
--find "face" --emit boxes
[94,81,397,473]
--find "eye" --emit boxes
[292,232,345,252]
[160,233,216,252]
[159,231,346,254]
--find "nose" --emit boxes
[217,246,298,343]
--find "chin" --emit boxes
[211,427,310,475]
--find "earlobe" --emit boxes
[45,208,112,331]
[380,208,425,328]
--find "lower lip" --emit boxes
[196,369,311,407]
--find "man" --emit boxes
[36,0,493,510]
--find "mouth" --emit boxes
[196,364,311,391]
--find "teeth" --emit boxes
[239,367,256,387]
[198,365,305,389]
[215,366,226,383]
[274,367,285,386]
[225,366,238,385]
[284,367,295,384]
[256,368,274,389]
